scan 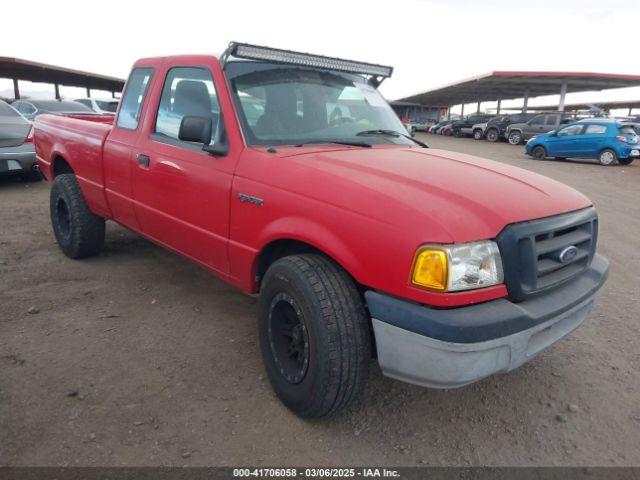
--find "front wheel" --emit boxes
[473,129,483,140]
[618,157,634,165]
[598,149,617,166]
[259,254,371,418]
[531,146,547,160]
[453,129,462,138]
[50,174,105,258]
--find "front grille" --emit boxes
[496,207,598,302]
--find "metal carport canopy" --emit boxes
[398,71,640,106]
[0,57,125,98]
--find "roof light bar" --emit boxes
[224,42,393,83]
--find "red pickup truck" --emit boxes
[34,43,609,418]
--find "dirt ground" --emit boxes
[1,134,639,467]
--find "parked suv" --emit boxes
[506,113,573,145]
[452,114,495,137]
[483,113,537,143]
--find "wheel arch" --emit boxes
[51,153,75,177]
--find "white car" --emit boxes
[73,98,119,115]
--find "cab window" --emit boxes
[530,116,545,125]
[154,67,220,146]
[116,67,153,130]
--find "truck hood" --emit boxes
[272,146,592,243]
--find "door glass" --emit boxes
[584,124,606,134]
[530,116,545,125]
[154,67,220,145]
[557,124,583,136]
[116,67,153,130]
[545,116,558,126]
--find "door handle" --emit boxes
[137,154,150,168]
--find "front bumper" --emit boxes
[366,254,608,389]
[0,143,36,175]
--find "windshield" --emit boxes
[226,62,413,147]
[96,100,118,112]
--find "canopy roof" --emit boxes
[0,57,125,93]
[398,71,640,106]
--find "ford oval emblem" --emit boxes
[558,245,578,264]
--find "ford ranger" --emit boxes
[34,43,609,418]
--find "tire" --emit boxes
[531,146,547,160]
[473,129,483,140]
[50,174,105,259]
[453,128,462,138]
[259,254,371,418]
[485,128,499,142]
[598,149,617,166]
[618,157,634,166]
[508,130,523,145]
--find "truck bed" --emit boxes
[34,114,113,218]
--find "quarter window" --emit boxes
[545,116,558,126]
[154,67,220,145]
[116,67,153,130]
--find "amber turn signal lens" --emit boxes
[411,248,448,291]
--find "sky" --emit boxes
[0,0,636,114]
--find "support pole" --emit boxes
[112,91,116,99]
[461,103,465,117]
[447,106,451,120]
[558,82,568,112]
[628,107,632,116]
[86,86,91,97]
[496,98,502,115]
[54,83,60,100]
[477,100,481,113]
[522,90,530,113]
[13,78,19,99]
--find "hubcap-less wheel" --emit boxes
[509,132,522,145]
[268,292,310,384]
[599,150,615,166]
[55,198,72,241]
[487,130,498,142]
[532,146,546,159]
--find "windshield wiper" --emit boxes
[295,140,372,148]
[356,129,429,148]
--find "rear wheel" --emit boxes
[598,149,617,166]
[473,129,483,140]
[508,131,523,145]
[259,254,371,418]
[531,146,547,160]
[50,174,105,258]
[486,128,499,142]
[453,128,462,138]
[618,157,634,165]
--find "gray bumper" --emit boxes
[368,254,608,389]
[0,143,36,174]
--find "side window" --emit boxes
[530,116,545,125]
[557,124,584,137]
[585,124,607,135]
[116,67,153,130]
[545,115,558,126]
[154,67,220,145]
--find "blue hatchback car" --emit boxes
[525,119,639,166]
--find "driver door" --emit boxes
[131,60,239,274]
[546,124,585,157]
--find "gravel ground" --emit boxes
[1,134,639,467]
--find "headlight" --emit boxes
[411,241,504,292]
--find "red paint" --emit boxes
[34,55,593,308]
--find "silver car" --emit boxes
[0,100,39,181]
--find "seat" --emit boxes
[173,80,212,118]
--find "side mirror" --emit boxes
[548,130,557,136]
[179,115,212,144]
